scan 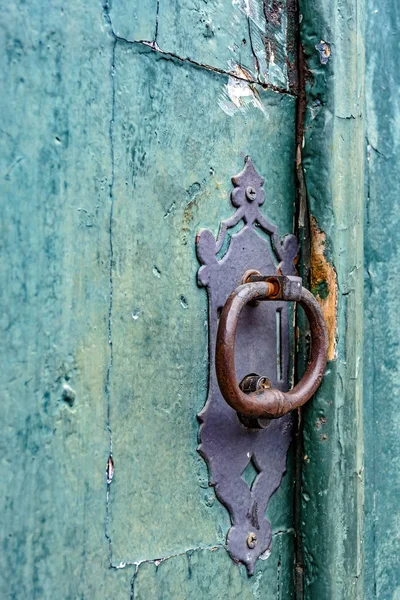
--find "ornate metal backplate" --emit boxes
[196,156,299,574]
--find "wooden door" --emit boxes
[105,11,297,599]
[364,0,400,598]
[1,0,372,598]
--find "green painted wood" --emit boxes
[0,0,125,597]
[1,0,301,597]
[107,42,296,567]
[110,0,294,91]
[108,0,158,41]
[298,0,365,597]
[131,539,294,599]
[156,0,257,80]
[364,1,400,598]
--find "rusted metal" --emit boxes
[216,276,328,419]
[246,532,258,549]
[238,373,272,429]
[239,374,272,394]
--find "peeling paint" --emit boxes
[315,40,331,65]
[106,455,114,484]
[310,217,337,360]
[218,64,265,116]
[233,0,268,80]
[264,1,288,86]
[61,384,76,407]
[105,1,293,95]
[231,0,290,88]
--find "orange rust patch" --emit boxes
[310,216,337,360]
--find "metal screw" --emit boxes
[247,532,258,549]
[245,186,257,202]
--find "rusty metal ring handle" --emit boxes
[216,277,328,420]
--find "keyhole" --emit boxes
[276,308,282,381]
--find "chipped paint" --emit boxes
[232,0,289,87]
[233,0,264,26]
[62,384,76,407]
[264,2,288,87]
[310,216,337,360]
[315,40,331,64]
[106,455,115,484]
[218,64,265,116]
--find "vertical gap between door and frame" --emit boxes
[291,0,310,596]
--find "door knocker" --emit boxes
[196,156,327,574]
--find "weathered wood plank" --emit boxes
[364,1,400,597]
[1,0,299,597]
[298,0,365,597]
[107,40,297,592]
[110,0,294,91]
[0,0,121,596]
[131,537,294,599]
[108,0,158,41]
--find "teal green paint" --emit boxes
[364,1,400,598]
[110,0,291,90]
[107,40,297,569]
[157,0,257,79]
[0,0,119,596]
[298,0,365,597]
[1,0,299,597]
[109,0,158,42]
[131,538,294,599]
[156,0,289,89]
[312,280,329,301]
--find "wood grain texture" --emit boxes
[109,0,295,91]
[364,1,400,597]
[0,0,122,597]
[107,41,296,565]
[298,0,365,597]
[131,538,294,599]
[1,0,298,597]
